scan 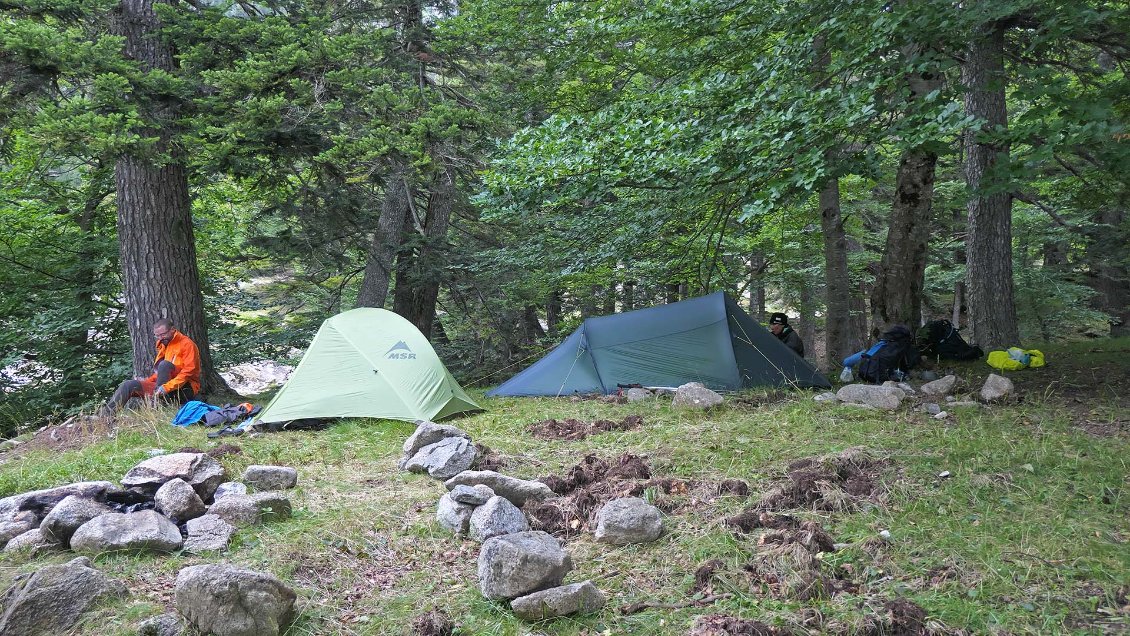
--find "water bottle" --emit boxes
[839,367,854,382]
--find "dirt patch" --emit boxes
[411,610,454,636]
[688,559,726,596]
[472,443,506,471]
[726,511,800,533]
[7,415,118,457]
[741,520,856,601]
[689,614,788,635]
[740,448,889,513]
[853,599,928,636]
[527,453,651,537]
[528,415,644,441]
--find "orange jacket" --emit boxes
[145,330,202,396]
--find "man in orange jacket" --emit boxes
[102,319,201,414]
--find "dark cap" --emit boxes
[769,312,789,325]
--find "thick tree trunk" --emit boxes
[798,282,815,361]
[963,20,1019,348]
[114,0,222,394]
[749,254,766,320]
[603,282,616,315]
[1086,208,1130,336]
[392,166,455,338]
[871,148,937,330]
[522,305,546,344]
[820,178,853,371]
[357,167,410,308]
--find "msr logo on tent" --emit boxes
[385,341,417,360]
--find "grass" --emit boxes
[0,338,1127,635]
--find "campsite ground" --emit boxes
[0,338,1126,635]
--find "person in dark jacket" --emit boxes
[769,312,805,357]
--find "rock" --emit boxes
[3,529,61,556]
[945,395,956,402]
[219,360,292,396]
[208,492,292,527]
[403,437,477,480]
[923,403,942,415]
[183,514,238,553]
[138,613,184,636]
[921,375,958,397]
[0,481,122,524]
[0,516,37,549]
[510,581,606,621]
[624,388,653,402]
[444,471,554,507]
[0,557,127,635]
[593,497,664,545]
[212,482,248,501]
[813,392,838,402]
[121,453,226,500]
[241,466,298,491]
[70,510,183,554]
[835,384,903,410]
[155,478,207,522]
[938,471,951,479]
[980,373,1015,402]
[477,531,573,600]
[450,484,493,506]
[436,493,475,535]
[896,382,916,394]
[671,382,724,409]
[469,496,529,542]
[401,421,471,460]
[39,495,113,547]
[934,411,949,420]
[919,370,939,381]
[175,564,296,636]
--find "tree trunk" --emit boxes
[357,167,410,308]
[846,238,868,352]
[546,290,562,336]
[603,282,616,315]
[798,282,815,361]
[820,178,853,371]
[963,19,1019,348]
[871,148,937,330]
[522,305,546,344]
[749,254,766,320]
[114,0,222,394]
[623,278,635,311]
[1086,207,1129,336]
[392,166,455,338]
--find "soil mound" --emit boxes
[741,520,856,601]
[747,448,888,513]
[411,610,454,636]
[690,615,789,635]
[472,443,506,471]
[528,415,644,441]
[855,599,928,636]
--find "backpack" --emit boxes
[858,325,920,383]
[916,319,984,361]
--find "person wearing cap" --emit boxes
[768,312,805,357]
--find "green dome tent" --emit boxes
[256,308,481,424]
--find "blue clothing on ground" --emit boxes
[172,400,220,427]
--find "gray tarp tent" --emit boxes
[488,292,831,396]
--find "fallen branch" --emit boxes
[620,592,733,615]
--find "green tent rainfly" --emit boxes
[488,292,831,396]
[256,308,481,423]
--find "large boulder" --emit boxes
[836,384,903,410]
[70,510,183,554]
[510,581,606,621]
[183,514,238,554]
[478,531,573,600]
[0,481,121,524]
[121,453,226,500]
[403,437,477,480]
[38,495,113,547]
[436,493,474,535]
[981,373,1015,402]
[241,466,298,492]
[671,382,724,409]
[593,497,664,545]
[401,421,471,461]
[175,564,296,636]
[154,478,207,522]
[444,471,554,507]
[0,557,127,635]
[920,375,958,397]
[469,496,529,542]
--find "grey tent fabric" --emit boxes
[488,292,830,396]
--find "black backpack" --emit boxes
[858,325,920,383]
[916,319,984,361]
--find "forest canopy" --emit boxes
[1,0,1127,427]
